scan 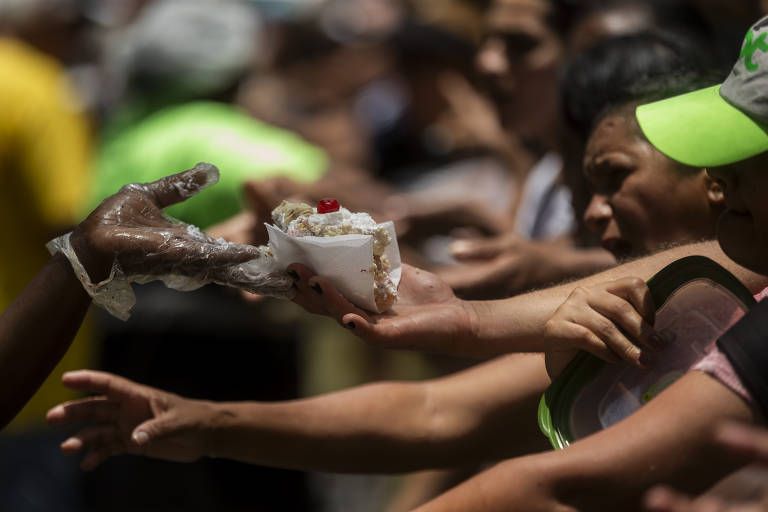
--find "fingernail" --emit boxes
[132,431,149,446]
[61,437,78,448]
[311,283,323,295]
[345,322,355,329]
[451,241,469,253]
[639,351,655,367]
[287,270,298,281]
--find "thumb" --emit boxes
[144,162,220,209]
[131,416,172,449]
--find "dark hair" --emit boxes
[560,30,724,139]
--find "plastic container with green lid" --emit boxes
[538,255,756,450]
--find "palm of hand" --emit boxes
[78,186,206,276]
[292,263,475,352]
[351,265,476,351]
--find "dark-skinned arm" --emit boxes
[0,164,275,429]
[0,252,91,428]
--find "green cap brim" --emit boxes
[636,85,768,167]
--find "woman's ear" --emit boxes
[703,170,724,206]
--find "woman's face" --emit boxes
[583,108,722,259]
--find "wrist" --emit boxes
[202,401,238,459]
[69,226,113,284]
[464,300,506,357]
[49,252,91,302]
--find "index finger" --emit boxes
[61,370,144,398]
[605,277,656,325]
[127,235,262,274]
[142,162,220,209]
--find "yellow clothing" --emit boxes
[0,38,94,431]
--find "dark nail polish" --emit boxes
[287,270,298,281]
[345,322,356,329]
[311,283,323,295]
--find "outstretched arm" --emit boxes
[293,241,767,361]
[413,370,757,512]
[47,353,551,472]
[0,165,266,429]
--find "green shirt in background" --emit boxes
[89,101,328,228]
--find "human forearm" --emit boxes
[469,240,768,355]
[206,381,458,472]
[206,354,551,473]
[415,371,756,512]
[0,253,90,427]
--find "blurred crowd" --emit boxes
[2,0,768,511]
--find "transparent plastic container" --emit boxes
[538,256,755,449]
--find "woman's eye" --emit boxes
[589,165,633,193]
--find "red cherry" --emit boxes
[317,198,340,213]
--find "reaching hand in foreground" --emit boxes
[46,371,212,470]
[644,422,768,512]
[51,163,293,319]
[290,262,481,356]
[543,277,669,375]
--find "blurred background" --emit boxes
[0,0,764,510]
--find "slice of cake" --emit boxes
[270,198,398,312]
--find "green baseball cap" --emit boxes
[636,16,768,167]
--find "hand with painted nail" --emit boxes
[289,262,480,354]
[643,422,768,512]
[46,370,214,470]
[543,277,663,376]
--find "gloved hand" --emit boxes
[47,163,294,320]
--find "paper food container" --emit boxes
[265,221,401,313]
[538,255,755,450]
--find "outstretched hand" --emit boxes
[290,263,482,356]
[55,164,293,319]
[69,163,263,283]
[46,370,214,470]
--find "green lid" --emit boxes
[538,255,756,450]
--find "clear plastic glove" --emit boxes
[47,163,294,320]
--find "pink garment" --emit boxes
[690,286,768,404]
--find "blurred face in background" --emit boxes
[476,0,562,146]
[567,2,656,54]
[583,105,723,259]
